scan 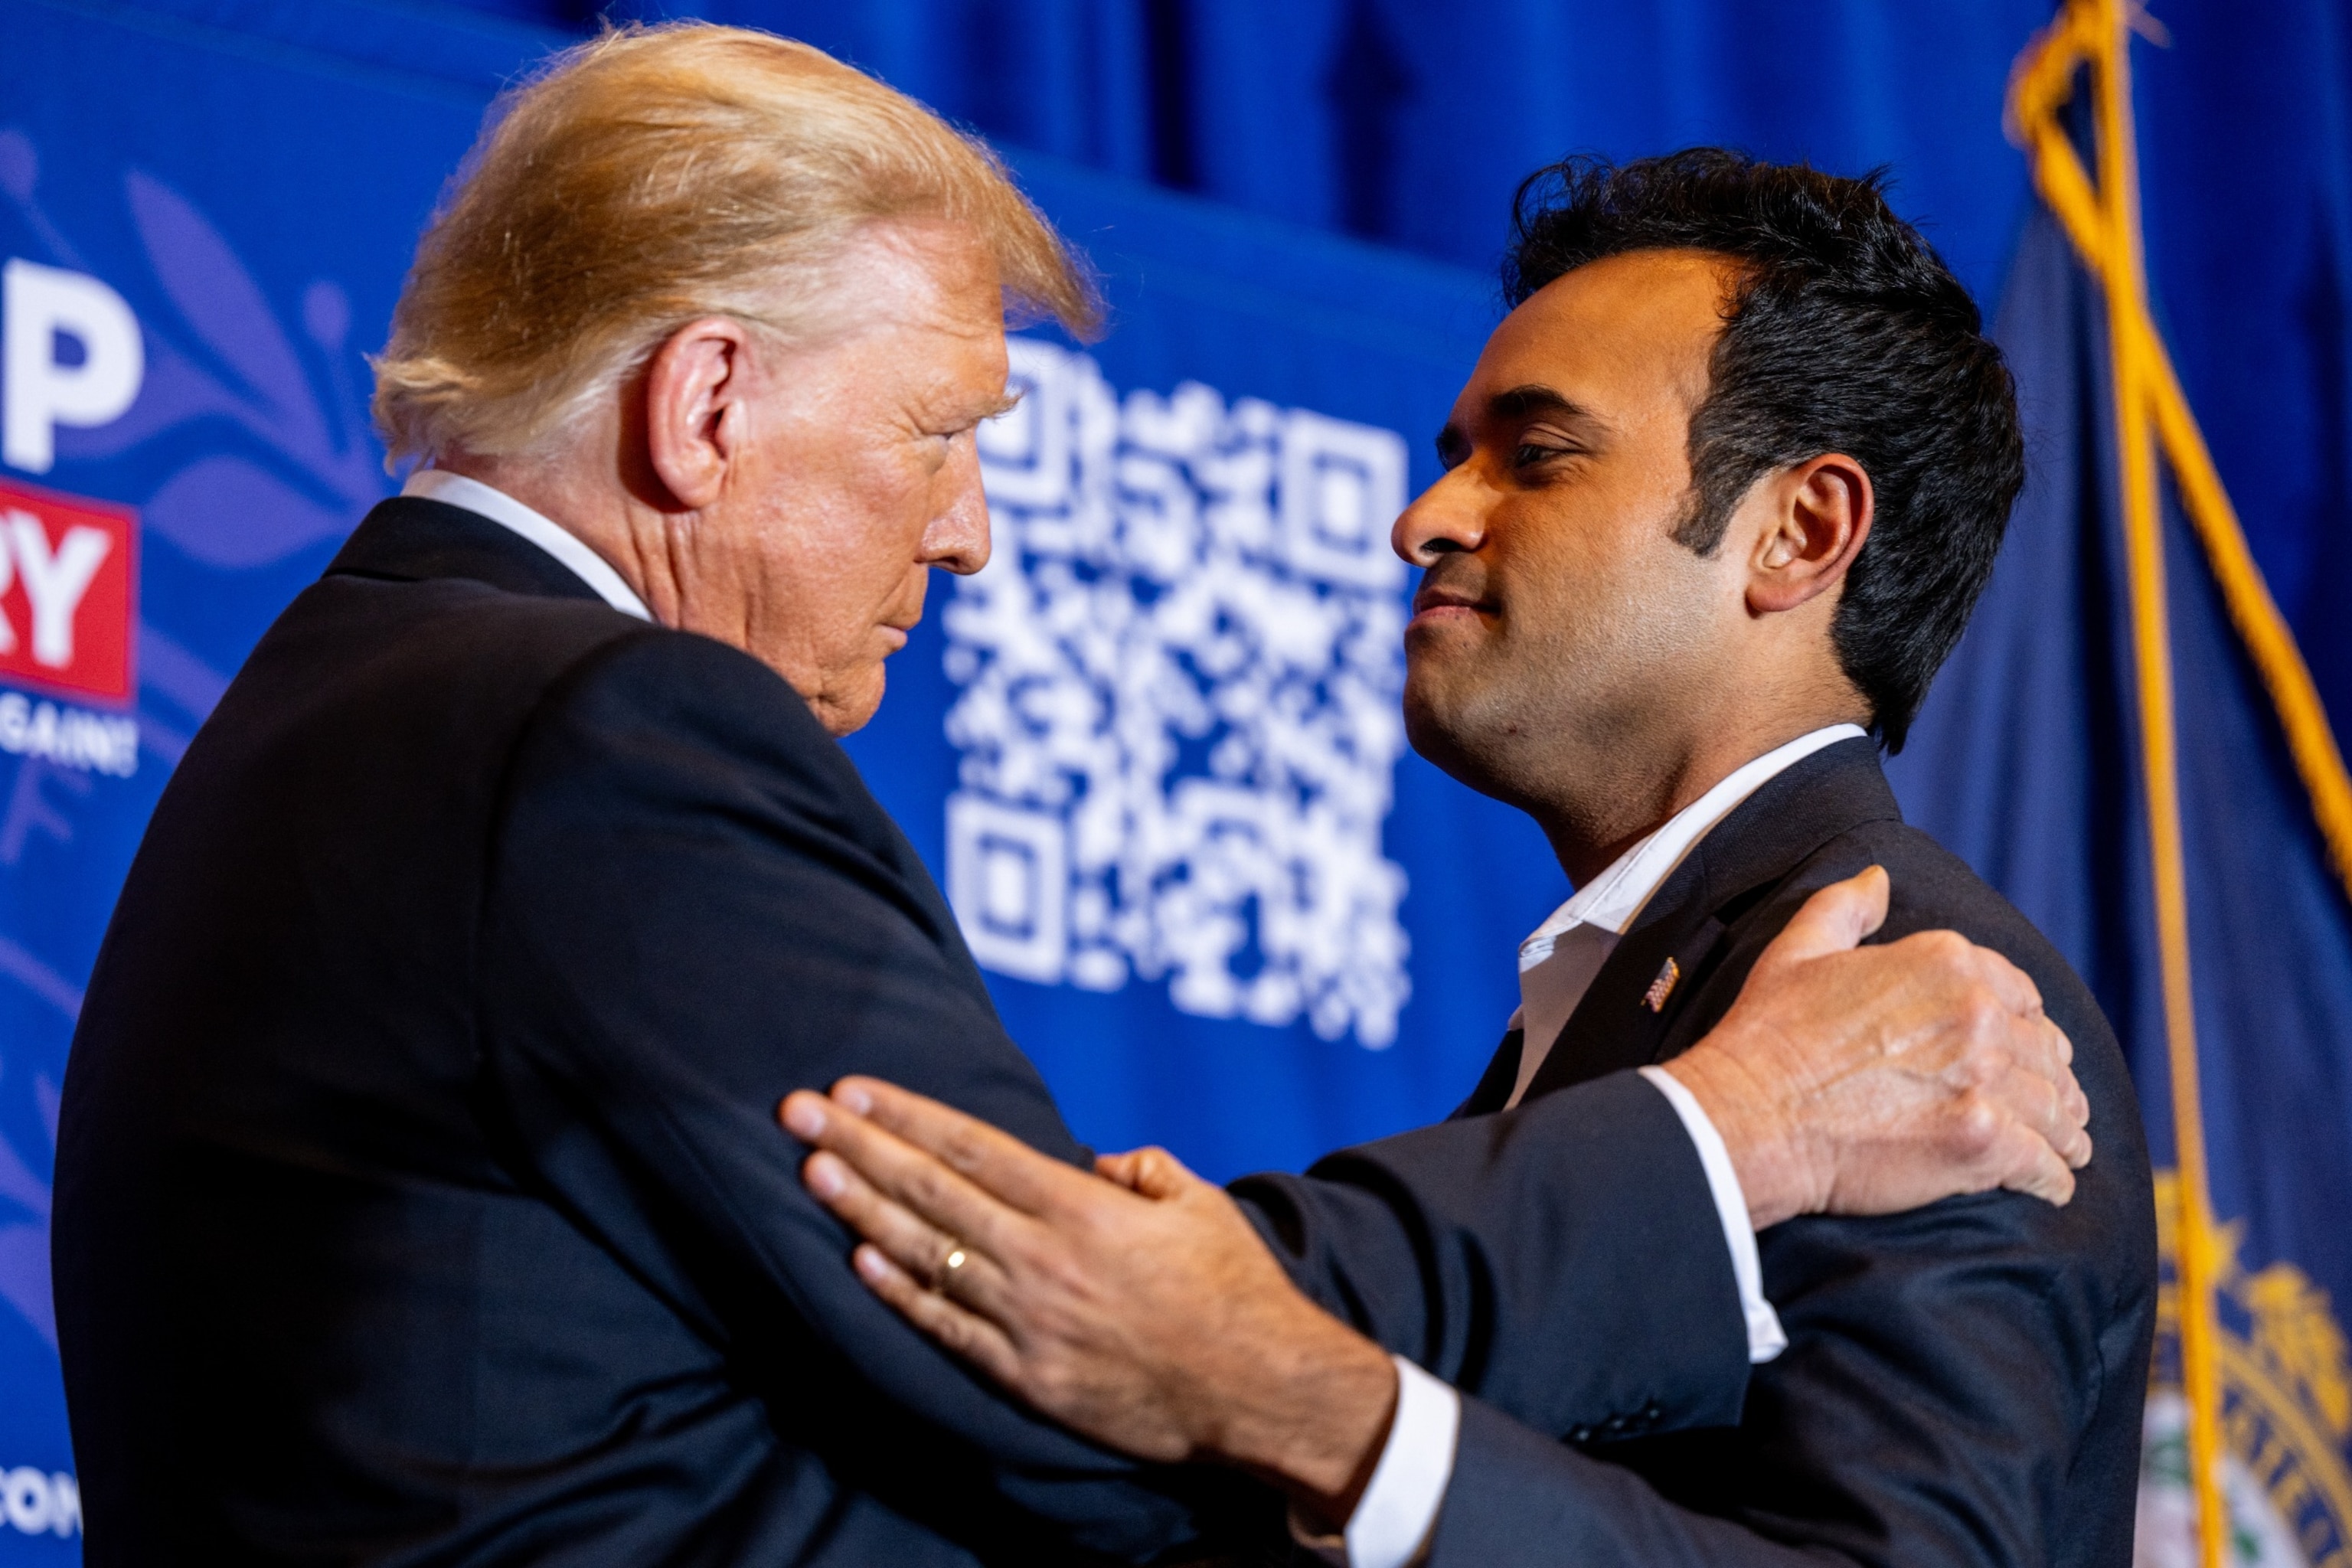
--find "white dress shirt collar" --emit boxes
[400,469,652,623]
[1505,721,1869,1109]
[1518,722,1870,969]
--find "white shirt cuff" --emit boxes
[1289,1354,1462,1568]
[1638,1064,1788,1362]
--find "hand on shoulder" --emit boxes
[1665,866,2093,1229]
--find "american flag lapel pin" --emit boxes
[1642,956,1681,1013]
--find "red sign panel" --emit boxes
[0,476,138,704]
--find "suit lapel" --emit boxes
[1452,1028,1525,1119]
[1517,738,1903,1104]
[1517,862,1727,1102]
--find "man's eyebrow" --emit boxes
[1487,384,1602,429]
[1434,384,1605,464]
[979,388,1024,421]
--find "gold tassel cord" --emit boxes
[2010,5,2352,903]
[2001,6,2311,1568]
[2144,354,2352,897]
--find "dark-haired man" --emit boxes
[786,149,2157,1568]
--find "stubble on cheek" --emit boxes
[1401,607,1517,783]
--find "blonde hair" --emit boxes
[371,22,1100,466]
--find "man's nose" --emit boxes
[923,439,993,576]
[1391,467,1488,567]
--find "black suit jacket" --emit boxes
[1368,739,2157,1568]
[54,498,1756,1566]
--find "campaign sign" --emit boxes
[0,478,136,706]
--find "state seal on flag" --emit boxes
[2135,1173,2352,1568]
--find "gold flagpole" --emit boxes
[2009,7,2225,1566]
[2012,3,2352,1562]
[2090,14,2231,1568]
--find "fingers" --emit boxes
[1998,999,2075,1086]
[1978,1110,2079,1207]
[1984,1049,2094,1170]
[1946,971,2089,1173]
[2032,1015,2093,1167]
[2056,1069,2092,1162]
[1934,940,2089,1167]
[1930,972,2092,1178]
[1873,929,2087,1172]
[848,1243,1026,1384]
[781,1089,1027,1257]
[1955,940,2047,1023]
[1932,1061,2085,1209]
[801,1148,1013,1309]
[832,1077,1092,1219]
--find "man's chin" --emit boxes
[828,679,887,737]
[1403,678,1530,805]
[795,664,888,737]
[1401,683,1473,775]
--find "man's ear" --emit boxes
[1747,452,1873,616]
[642,317,753,511]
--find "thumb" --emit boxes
[1760,865,1889,969]
[1097,1146,1197,1203]
[1095,1150,1147,1191]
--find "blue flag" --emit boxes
[1893,207,2352,1566]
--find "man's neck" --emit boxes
[435,448,666,616]
[1536,710,1867,886]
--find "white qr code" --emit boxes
[942,338,1413,1047]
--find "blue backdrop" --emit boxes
[1,0,2347,1560]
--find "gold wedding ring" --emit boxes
[937,1246,969,1294]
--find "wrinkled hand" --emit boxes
[1667,864,2094,1229]
[780,1082,1395,1518]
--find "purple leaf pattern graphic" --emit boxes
[0,128,391,1356]
[125,172,330,453]
[145,455,355,570]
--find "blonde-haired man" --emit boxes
[55,24,2087,1566]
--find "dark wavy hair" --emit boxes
[1503,149,2024,751]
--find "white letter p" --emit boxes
[4,259,144,475]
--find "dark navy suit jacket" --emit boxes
[1294,740,2155,1568]
[54,498,1756,1566]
